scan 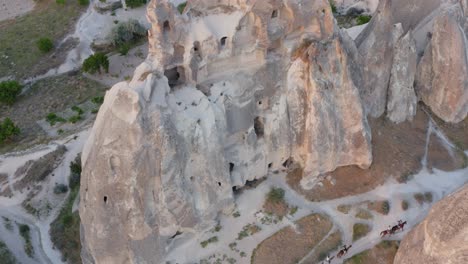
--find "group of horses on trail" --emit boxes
[321,220,408,264]
[380,220,407,237]
[322,244,352,264]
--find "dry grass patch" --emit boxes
[263,187,289,218]
[302,230,343,263]
[352,223,371,241]
[0,0,86,79]
[367,200,390,215]
[344,240,399,264]
[355,209,373,220]
[251,213,332,264]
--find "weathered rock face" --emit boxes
[387,29,418,123]
[80,0,372,263]
[415,5,468,123]
[394,184,468,264]
[355,0,468,122]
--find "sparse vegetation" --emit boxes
[46,113,66,126]
[54,184,69,194]
[37,38,54,53]
[0,118,20,145]
[424,192,433,203]
[0,240,17,264]
[108,19,147,55]
[267,187,285,204]
[398,171,414,183]
[82,53,109,74]
[329,1,337,13]
[356,15,372,25]
[78,0,89,6]
[355,209,373,220]
[237,224,261,240]
[0,1,86,79]
[50,155,82,263]
[352,223,371,241]
[56,0,65,5]
[401,200,409,211]
[337,204,351,214]
[177,2,187,14]
[71,106,84,115]
[18,224,34,257]
[0,81,22,105]
[233,211,241,218]
[68,115,82,124]
[92,96,104,105]
[289,206,298,216]
[381,201,390,215]
[2,217,13,231]
[200,236,218,248]
[125,0,146,8]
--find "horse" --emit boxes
[380,229,391,237]
[398,221,407,231]
[337,245,352,258]
[390,224,400,234]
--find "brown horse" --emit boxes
[380,229,391,237]
[337,245,352,258]
[398,221,407,231]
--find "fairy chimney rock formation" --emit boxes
[80,0,372,263]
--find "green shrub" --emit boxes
[37,37,54,53]
[108,19,146,48]
[289,206,298,216]
[381,201,390,215]
[68,115,81,124]
[118,43,131,55]
[56,0,65,4]
[92,96,104,105]
[267,187,285,204]
[78,0,89,6]
[356,15,372,25]
[329,1,337,13]
[54,184,69,194]
[71,106,84,115]
[18,224,34,257]
[46,113,66,126]
[0,80,22,105]
[125,0,146,8]
[0,240,17,264]
[177,2,187,14]
[82,53,109,74]
[0,118,20,144]
[200,236,218,248]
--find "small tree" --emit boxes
[0,118,20,144]
[78,0,89,6]
[56,0,65,4]
[82,53,109,74]
[0,81,22,105]
[37,38,54,53]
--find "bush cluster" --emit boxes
[267,187,285,204]
[82,53,109,74]
[0,118,20,144]
[0,80,22,105]
[108,19,146,54]
[37,38,54,53]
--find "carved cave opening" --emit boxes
[254,117,264,138]
[164,66,185,87]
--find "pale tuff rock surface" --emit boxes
[415,5,468,123]
[356,0,468,122]
[387,29,418,123]
[394,184,468,264]
[80,0,371,263]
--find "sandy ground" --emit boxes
[0,130,90,264]
[0,0,34,22]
